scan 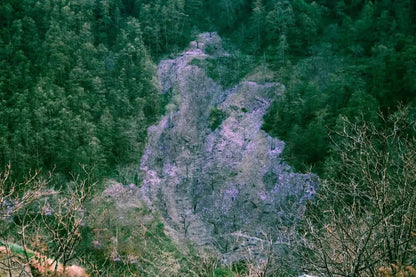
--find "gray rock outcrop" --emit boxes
[139,33,316,259]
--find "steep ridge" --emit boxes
[139,33,316,259]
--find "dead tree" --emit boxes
[300,107,416,276]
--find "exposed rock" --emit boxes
[139,32,316,259]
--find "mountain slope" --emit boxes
[139,33,316,261]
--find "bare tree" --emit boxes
[37,168,95,274]
[1,165,52,220]
[0,165,93,276]
[0,165,53,277]
[300,107,416,276]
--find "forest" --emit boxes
[0,0,415,276]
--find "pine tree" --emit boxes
[251,0,266,50]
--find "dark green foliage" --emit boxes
[191,55,255,89]
[213,267,234,276]
[260,0,416,173]
[158,88,174,116]
[0,0,159,178]
[138,0,193,57]
[207,55,256,88]
[209,107,226,131]
[202,0,252,33]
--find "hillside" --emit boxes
[1,0,416,276]
[139,32,316,262]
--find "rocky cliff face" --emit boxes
[139,33,316,259]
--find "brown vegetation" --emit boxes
[1,245,89,277]
[378,264,416,277]
[300,108,416,276]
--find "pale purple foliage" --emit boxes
[224,187,239,201]
[44,208,52,216]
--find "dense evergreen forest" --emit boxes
[1,0,415,177]
[1,0,415,276]
[259,0,416,174]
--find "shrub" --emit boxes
[209,107,227,131]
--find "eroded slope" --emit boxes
[140,33,316,259]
